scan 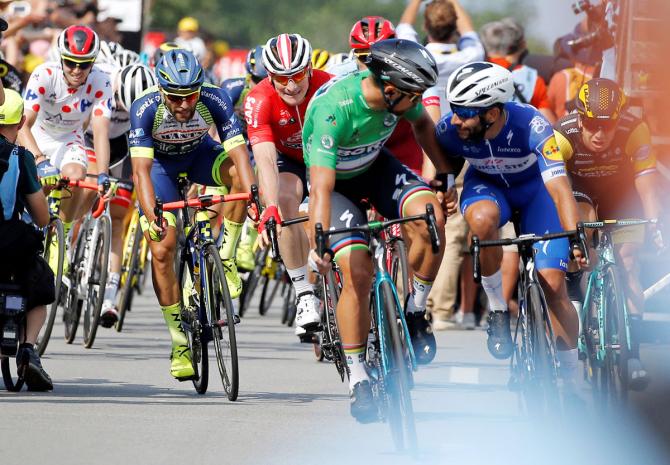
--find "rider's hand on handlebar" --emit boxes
[571,243,588,269]
[37,159,60,191]
[149,216,168,242]
[257,205,282,248]
[308,248,332,275]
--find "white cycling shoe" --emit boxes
[294,291,321,335]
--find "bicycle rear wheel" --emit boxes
[63,219,88,344]
[116,216,143,332]
[380,281,417,453]
[204,244,239,400]
[259,271,282,316]
[601,265,629,405]
[240,248,266,317]
[83,215,111,349]
[523,283,560,416]
[37,218,65,356]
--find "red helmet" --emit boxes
[57,25,100,61]
[349,16,396,50]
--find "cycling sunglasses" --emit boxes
[162,90,200,105]
[62,58,95,70]
[398,89,423,104]
[270,67,310,86]
[580,116,618,133]
[450,104,488,120]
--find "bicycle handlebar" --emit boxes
[581,218,658,229]
[60,178,106,218]
[314,204,441,258]
[159,192,253,211]
[264,215,309,263]
[471,226,589,284]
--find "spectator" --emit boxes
[480,18,556,123]
[175,16,206,61]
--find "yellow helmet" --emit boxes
[178,17,199,33]
[576,78,626,121]
[311,49,330,71]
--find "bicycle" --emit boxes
[115,208,146,332]
[55,178,111,349]
[471,226,587,417]
[154,177,260,399]
[578,218,655,408]
[0,282,28,391]
[314,204,441,453]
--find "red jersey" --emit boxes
[244,69,332,163]
[385,119,423,175]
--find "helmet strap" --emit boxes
[375,77,404,111]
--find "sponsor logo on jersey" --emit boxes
[326,114,337,126]
[135,95,160,118]
[529,115,549,134]
[80,99,93,113]
[541,139,562,162]
[506,130,514,146]
[202,89,228,111]
[338,98,353,107]
[383,114,397,127]
[565,127,579,135]
[129,128,145,139]
[497,147,521,153]
[338,139,387,158]
[321,135,334,150]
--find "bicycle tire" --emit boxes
[602,265,629,405]
[259,272,282,316]
[580,274,600,401]
[116,216,143,332]
[135,237,150,295]
[63,218,89,344]
[204,244,239,400]
[280,280,290,324]
[390,239,410,306]
[1,356,25,392]
[37,218,65,356]
[179,252,208,394]
[240,248,267,317]
[83,215,111,349]
[285,285,297,327]
[380,281,418,453]
[524,283,559,416]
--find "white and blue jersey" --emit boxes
[436,102,569,271]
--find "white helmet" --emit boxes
[262,33,312,75]
[97,40,123,64]
[115,64,157,112]
[115,49,141,68]
[447,61,514,107]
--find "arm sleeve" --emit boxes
[530,114,567,183]
[625,120,657,176]
[244,87,277,147]
[128,94,157,159]
[91,73,113,119]
[23,67,48,111]
[205,86,246,153]
[304,105,347,170]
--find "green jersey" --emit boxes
[303,70,423,180]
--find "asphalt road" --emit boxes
[2,287,669,465]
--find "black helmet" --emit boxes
[365,39,437,93]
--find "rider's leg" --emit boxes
[217,161,245,299]
[566,197,597,316]
[277,172,320,331]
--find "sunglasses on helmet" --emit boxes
[162,90,200,104]
[62,58,95,70]
[270,67,310,86]
[450,104,488,120]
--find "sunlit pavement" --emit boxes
[2,288,668,465]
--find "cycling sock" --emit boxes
[219,218,243,261]
[557,348,579,385]
[343,343,368,388]
[287,265,314,296]
[161,302,187,349]
[240,222,258,247]
[103,272,120,303]
[406,275,433,313]
[63,220,73,236]
[482,270,506,312]
[566,270,584,302]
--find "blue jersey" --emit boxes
[220,77,247,108]
[435,102,566,187]
[129,83,245,159]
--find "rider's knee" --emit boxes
[278,190,300,216]
[150,242,174,266]
[60,163,86,181]
[345,260,373,294]
[466,208,499,238]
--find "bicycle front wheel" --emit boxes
[380,281,417,453]
[524,283,559,416]
[389,239,410,306]
[204,244,239,401]
[259,271,283,316]
[116,215,143,332]
[602,265,629,405]
[240,248,267,317]
[37,218,65,356]
[82,215,111,348]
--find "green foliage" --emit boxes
[148,0,546,53]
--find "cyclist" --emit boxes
[220,45,267,272]
[129,48,255,380]
[0,89,54,391]
[18,25,113,271]
[86,63,157,326]
[244,33,332,336]
[553,78,662,389]
[305,39,457,421]
[311,48,331,71]
[436,61,586,391]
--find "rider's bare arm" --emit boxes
[91,115,111,174]
[17,109,44,161]
[253,141,280,207]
